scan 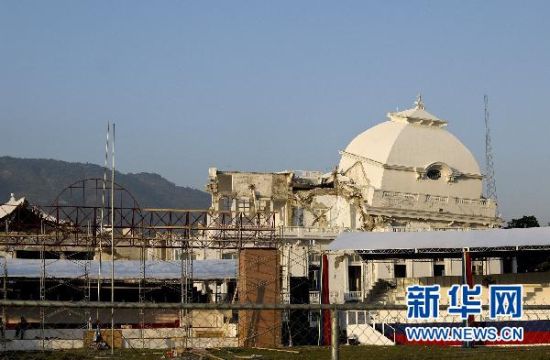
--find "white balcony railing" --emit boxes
[281,226,345,239]
[309,291,320,304]
[373,189,497,219]
[344,291,363,302]
[390,226,472,232]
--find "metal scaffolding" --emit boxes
[0,178,277,350]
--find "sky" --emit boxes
[0,1,549,223]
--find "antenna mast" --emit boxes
[484,95,498,211]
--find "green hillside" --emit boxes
[0,156,211,208]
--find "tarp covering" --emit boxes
[0,259,236,280]
[328,227,550,252]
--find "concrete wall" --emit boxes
[0,327,239,351]
[0,339,83,351]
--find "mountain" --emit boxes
[0,156,211,208]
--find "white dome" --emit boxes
[340,120,481,175]
[339,100,483,198]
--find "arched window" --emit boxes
[426,168,442,180]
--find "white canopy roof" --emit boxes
[0,194,25,220]
[0,259,236,280]
[328,227,550,255]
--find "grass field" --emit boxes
[1,346,550,360]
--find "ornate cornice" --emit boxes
[339,150,483,180]
[365,205,502,226]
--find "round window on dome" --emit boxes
[426,169,441,180]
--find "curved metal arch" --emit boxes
[52,178,140,209]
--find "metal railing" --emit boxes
[309,291,320,304]
[280,226,345,239]
[1,300,549,359]
[344,291,363,302]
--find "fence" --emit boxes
[0,300,550,359]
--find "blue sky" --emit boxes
[1,1,549,223]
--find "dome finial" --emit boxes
[414,93,425,110]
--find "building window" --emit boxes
[473,262,484,275]
[433,264,445,277]
[357,311,366,324]
[309,253,321,264]
[394,264,407,278]
[220,197,232,212]
[237,198,250,215]
[292,207,304,226]
[257,200,269,212]
[348,266,362,291]
[347,311,367,325]
[348,311,357,325]
[222,252,238,260]
[503,257,514,274]
[426,168,441,180]
[309,267,320,290]
[309,312,320,328]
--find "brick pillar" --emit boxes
[238,248,281,347]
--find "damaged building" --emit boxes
[206,96,501,304]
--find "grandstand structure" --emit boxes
[329,228,550,345]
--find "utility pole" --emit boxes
[110,123,116,355]
[98,122,109,318]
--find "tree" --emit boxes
[506,215,540,229]
[508,215,547,272]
